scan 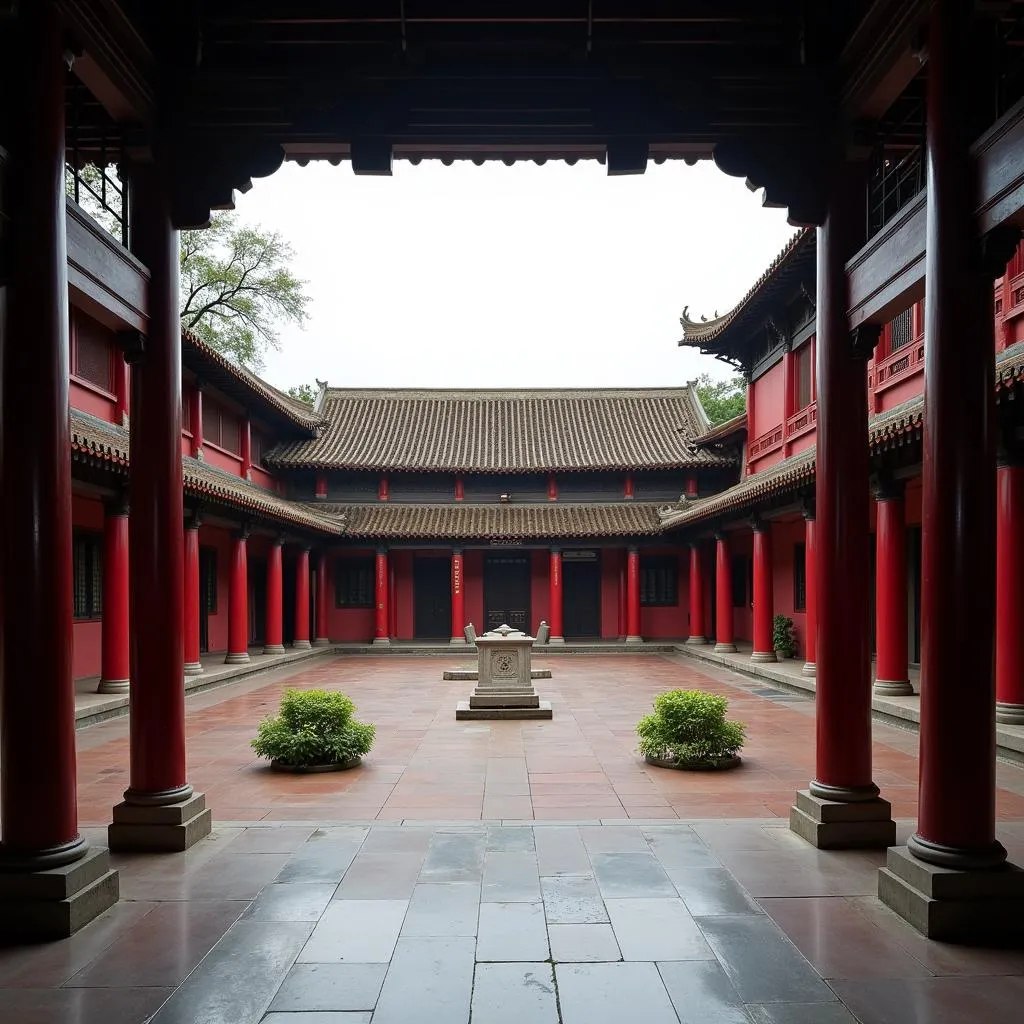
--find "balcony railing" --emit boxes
[785,402,817,441]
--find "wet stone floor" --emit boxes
[2,820,1024,1023]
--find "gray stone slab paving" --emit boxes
[579,826,647,853]
[606,897,715,961]
[420,831,486,883]
[658,961,753,1024]
[401,883,481,937]
[534,826,591,875]
[548,923,622,962]
[555,961,682,1024]
[476,901,549,961]
[148,920,312,1024]
[275,833,365,884]
[540,874,608,923]
[486,825,535,852]
[590,852,677,898]
[268,963,387,1012]
[263,1014,371,1023]
[470,962,559,1024]
[698,915,838,1003]
[746,1003,860,1023]
[242,882,337,923]
[371,936,475,1024]
[297,900,408,963]
[667,866,763,916]
[333,851,425,899]
[481,851,540,902]
[643,826,723,868]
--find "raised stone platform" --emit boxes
[444,668,552,681]
[456,699,553,720]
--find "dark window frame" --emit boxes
[730,553,749,609]
[640,555,678,607]
[793,542,806,612]
[795,343,813,411]
[73,529,103,620]
[335,557,376,608]
[200,545,218,614]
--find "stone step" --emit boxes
[469,693,541,708]
[456,699,553,720]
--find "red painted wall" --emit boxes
[641,547,688,639]
[392,551,415,639]
[530,549,550,633]
[251,466,276,489]
[71,495,106,680]
[464,550,485,634]
[770,518,807,658]
[748,362,787,473]
[70,380,117,422]
[328,549,376,642]
[601,548,624,638]
[204,444,244,476]
[198,524,232,653]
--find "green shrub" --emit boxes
[636,689,745,766]
[773,614,796,657]
[251,688,375,767]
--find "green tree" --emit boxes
[180,213,310,371]
[287,383,319,406]
[694,372,746,426]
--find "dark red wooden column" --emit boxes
[625,546,642,643]
[99,496,131,694]
[183,514,203,675]
[996,455,1024,724]
[750,522,775,662]
[451,548,466,643]
[714,532,736,653]
[873,480,911,696]
[293,546,312,649]
[0,0,85,874]
[801,506,817,677]
[226,531,250,664]
[314,551,330,645]
[549,548,565,642]
[110,158,209,851]
[373,548,390,644]
[263,538,285,655]
[909,0,1007,871]
[686,542,708,644]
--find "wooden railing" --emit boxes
[785,402,817,440]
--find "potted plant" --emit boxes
[251,687,375,773]
[773,614,797,660]
[636,689,746,771]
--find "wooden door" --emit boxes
[414,556,452,639]
[484,554,531,632]
[563,551,601,638]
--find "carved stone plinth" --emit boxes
[455,624,553,720]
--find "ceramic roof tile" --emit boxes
[266,387,729,472]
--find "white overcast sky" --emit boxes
[233,159,797,392]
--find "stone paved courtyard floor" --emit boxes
[3,653,1024,1022]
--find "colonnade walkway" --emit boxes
[3,654,1024,1022]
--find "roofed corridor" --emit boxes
[3,653,1023,1023]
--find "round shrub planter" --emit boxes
[644,753,742,772]
[269,756,363,774]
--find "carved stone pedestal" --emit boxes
[455,624,553,720]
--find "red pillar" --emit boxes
[909,0,1007,870]
[293,547,312,649]
[751,522,775,662]
[113,352,129,426]
[122,161,193,806]
[626,545,642,643]
[451,548,466,643]
[314,551,330,645]
[226,531,250,664]
[99,496,131,694]
[549,547,565,642]
[373,548,391,645]
[0,0,85,872]
[183,515,203,675]
[547,474,558,501]
[714,532,736,653]
[801,507,817,677]
[263,539,285,655]
[686,542,708,644]
[873,481,911,696]
[996,460,1024,724]
[240,416,252,481]
[189,384,203,459]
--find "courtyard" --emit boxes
[3,653,1024,1022]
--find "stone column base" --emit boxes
[312,638,330,647]
[801,661,816,677]
[183,661,204,676]
[224,651,250,665]
[449,636,467,645]
[686,636,709,646]
[0,846,119,941]
[108,793,212,853]
[262,644,286,656]
[293,639,312,650]
[713,642,737,654]
[624,635,643,644]
[878,844,1024,942]
[371,637,391,646]
[996,701,1024,725]
[751,650,778,663]
[874,678,914,696]
[97,677,129,694]
[789,790,896,849]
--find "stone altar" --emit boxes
[455,623,553,720]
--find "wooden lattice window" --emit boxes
[73,316,113,392]
[200,546,218,614]
[73,530,103,619]
[889,308,913,353]
[336,558,375,608]
[795,344,813,411]
[793,543,806,612]
[640,556,678,607]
